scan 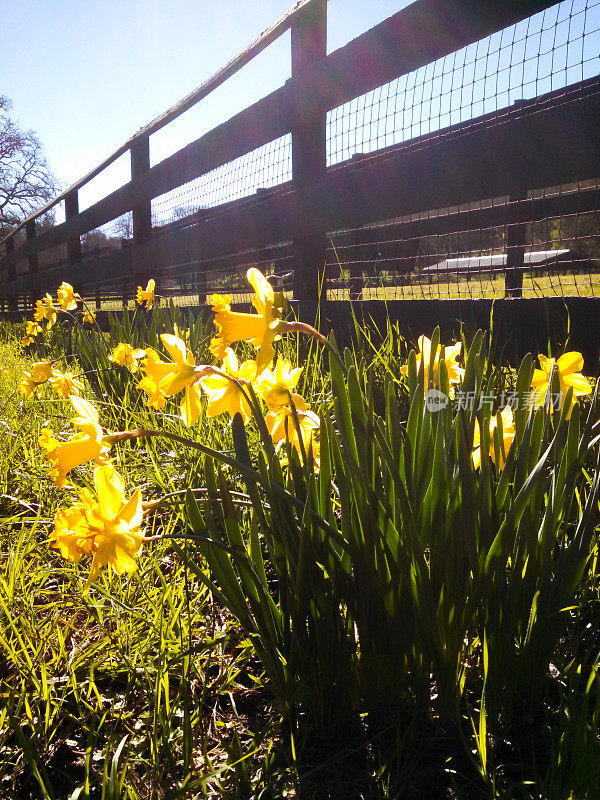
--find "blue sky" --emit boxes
[0,1,405,201]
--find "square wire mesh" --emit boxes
[325,178,600,300]
[151,134,292,229]
[326,0,600,168]
[325,0,600,300]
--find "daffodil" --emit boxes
[34,294,57,328]
[50,370,84,398]
[57,282,80,311]
[157,335,198,395]
[266,399,320,457]
[400,335,464,397]
[137,378,167,410]
[82,308,96,325]
[110,343,146,371]
[531,352,592,418]
[18,360,54,397]
[39,396,112,487]
[18,373,43,398]
[136,279,156,310]
[179,384,203,428]
[138,334,206,426]
[254,357,304,411]
[201,347,256,424]
[31,361,54,382]
[472,406,515,470]
[50,502,94,563]
[49,464,145,588]
[209,268,284,371]
[21,320,42,347]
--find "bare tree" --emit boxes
[112,212,133,239]
[81,228,108,253]
[0,95,58,236]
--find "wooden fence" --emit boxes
[1,0,599,324]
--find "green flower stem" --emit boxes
[106,427,340,543]
[284,321,347,374]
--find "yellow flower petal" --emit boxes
[562,372,592,396]
[95,464,126,520]
[180,384,203,427]
[557,351,584,376]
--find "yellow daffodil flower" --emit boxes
[31,361,54,382]
[18,360,54,397]
[254,357,304,411]
[33,300,44,321]
[136,348,170,410]
[266,399,320,456]
[18,374,43,398]
[21,320,42,347]
[400,335,464,397]
[57,282,80,311]
[157,335,198,395]
[531,352,592,419]
[82,308,96,325]
[50,502,94,562]
[137,379,167,410]
[39,396,111,487]
[50,370,84,398]
[136,278,156,310]
[34,294,57,328]
[49,464,145,588]
[209,268,284,372]
[138,334,205,426]
[110,343,146,371]
[259,376,320,466]
[201,347,257,424]
[179,384,203,428]
[472,406,515,470]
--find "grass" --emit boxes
[329,272,600,301]
[0,322,277,799]
[1,309,600,799]
[23,270,598,314]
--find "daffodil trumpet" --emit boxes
[49,464,150,589]
[531,351,591,419]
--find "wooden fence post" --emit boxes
[505,186,528,298]
[131,137,152,245]
[291,0,327,323]
[131,136,153,307]
[65,189,82,265]
[26,221,39,308]
[6,235,17,312]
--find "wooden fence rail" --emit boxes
[1,0,598,318]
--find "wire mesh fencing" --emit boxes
[143,0,600,303]
[325,177,600,301]
[326,0,600,168]
[323,0,600,300]
[151,134,292,230]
